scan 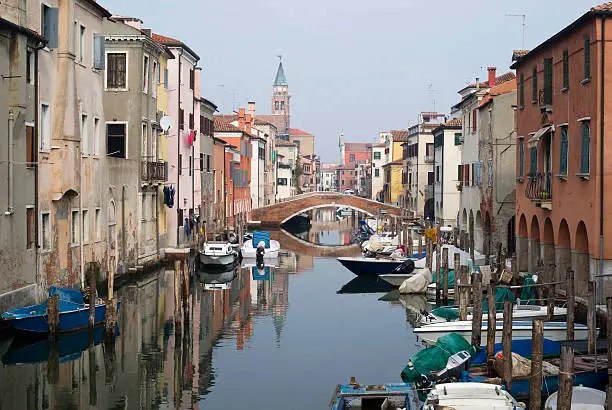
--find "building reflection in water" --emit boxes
[0,252,293,409]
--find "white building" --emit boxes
[250,135,266,208]
[276,140,298,200]
[371,132,391,200]
[321,164,337,191]
[432,119,463,227]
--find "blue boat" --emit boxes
[329,378,419,410]
[337,256,422,276]
[1,286,114,334]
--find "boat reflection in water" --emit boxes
[379,290,431,328]
[337,275,396,294]
[198,265,238,290]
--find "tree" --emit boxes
[293,156,303,195]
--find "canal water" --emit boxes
[0,208,422,409]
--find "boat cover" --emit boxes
[401,333,476,383]
[482,287,516,311]
[252,231,271,248]
[431,269,455,288]
[430,307,460,321]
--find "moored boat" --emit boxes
[329,377,419,410]
[241,231,280,259]
[199,241,238,268]
[543,386,606,409]
[422,382,523,410]
[337,256,417,276]
[1,286,116,334]
[421,305,567,325]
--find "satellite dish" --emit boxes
[160,116,174,132]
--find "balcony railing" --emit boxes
[141,160,167,182]
[525,171,552,202]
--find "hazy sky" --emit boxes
[103,0,599,162]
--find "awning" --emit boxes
[528,125,553,148]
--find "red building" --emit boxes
[336,164,357,192]
[343,142,372,166]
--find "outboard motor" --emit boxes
[227,231,238,245]
[431,350,472,383]
[256,240,265,266]
[392,259,415,275]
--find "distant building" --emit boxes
[256,60,291,139]
[336,164,357,192]
[372,132,394,201]
[275,140,298,200]
[382,160,403,205]
[356,161,372,198]
[290,128,315,158]
[341,141,372,166]
[321,164,337,191]
[432,118,463,227]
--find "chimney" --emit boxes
[245,114,252,134]
[488,66,497,87]
[238,108,246,130]
[247,101,256,119]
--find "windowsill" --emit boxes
[555,174,568,181]
[39,149,51,154]
[106,88,128,92]
[41,47,51,53]
[92,155,99,160]
[71,243,79,247]
[576,172,590,180]
[76,61,87,68]
[40,248,52,254]
[531,99,538,104]
[580,78,591,85]
[516,177,524,183]
[91,68,101,75]
[560,87,568,93]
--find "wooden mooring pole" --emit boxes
[547,263,556,321]
[407,225,413,258]
[502,299,513,392]
[106,261,117,337]
[458,265,469,321]
[435,241,442,301]
[606,297,612,410]
[566,267,575,341]
[587,281,596,354]
[418,235,423,259]
[529,319,544,410]
[47,294,59,340]
[87,262,97,328]
[454,253,460,297]
[470,272,483,348]
[174,259,182,331]
[426,238,432,270]
[442,247,449,301]
[557,344,574,410]
[486,280,497,361]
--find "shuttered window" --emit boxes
[559,127,568,175]
[562,50,569,89]
[26,125,35,168]
[519,138,524,178]
[179,109,184,130]
[529,147,537,177]
[458,164,463,184]
[532,67,538,102]
[93,34,105,69]
[519,73,525,108]
[584,37,591,80]
[164,68,169,89]
[106,52,127,89]
[580,122,590,174]
[543,57,553,105]
[472,109,477,133]
[41,5,58,48]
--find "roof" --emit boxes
[511,49,530,61]
[152,32,199,61]
[432,117,463,134]
[478,78,518,108]
[372,143,386,148]
[213,116,242,133]
[275,140,297,147]
[0,17,46,42]
[511,3,612,68]
[200,98,218,110]
[84,0,112,17]
[290,128,313,136]
[382,160,403,167]
[390,130,409,142]
[344,142,372,152]
[457,72,516,94]
[273,61,288,86]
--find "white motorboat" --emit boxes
[414,320,594,346]
[422,305,567,325]
[241,239,280,259]
[544,386,606,410]
[199,242,238,267]
[422,382,523,410]
[199,266,237,291]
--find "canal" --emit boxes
[0,208,421,409]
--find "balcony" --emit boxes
[424,155,434,164]
[525,171,552,210]
[141,160,167,183]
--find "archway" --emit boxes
[517,214,528,271]
[574,221,590,296]
[461,209,468,231]
[424,198,434,221]
[469,210,475,254]
[475,210,484,254]
[507,215,516,257]
[542,218,555,278]
[529,215,541,274]
[555,219,571,283]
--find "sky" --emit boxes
[102,0,600,163]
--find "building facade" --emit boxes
[432,119,463,227]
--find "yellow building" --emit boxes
[157,47,173,245]
[382,160,403,205]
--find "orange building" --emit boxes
[511,3,612,297]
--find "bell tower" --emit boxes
[272,56,290,137]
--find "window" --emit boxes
[152,61,158,97]
[107,123,126,158]
[155,61,160,84]
[532,67,538,102]
[349,154,355,163]
[558,127,568,176]
[141,123,148,158]
[71,210,79,245]
[543,57,553,105]
[164,68,168,89]
[200,154,204,172]
[26,207,35,249]
[207,154,211,172]
[519,138,524,178]
[374,168,379,177]
[106,52,127,89]
[408,172,412,186]
[40,103,50,151]
[454,133,462,145]
[79,24,86,63]
[436,166,440,182]
[472,109,477,133]
[584,37,591,80]
[580,122,590,174]
[179,108,184,130]
[374,151,381,160]
[142,55,149,92]
[82,210,89,244]
[529,147,537,177]
[179,154,182,175]
[93,118,100,155]
[80,113,88,155]
[427,171,434,185]
[26,51,33,84]
[94,208,101,241]
[41,212,51,250]
[26,125,35,168]
[275,101,279,110]
[458,164,463,183]
[280,101,285,110]
[426,143,434,156]
[189,69,194,90]
[563,50,569,89]
[519,73,524,108]
[41,4,58,48]
[189,113,194,129]
[277,178,288,186]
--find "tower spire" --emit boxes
[273,56,288,86]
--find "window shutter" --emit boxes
[581,123,590,173]
[563,50,569,89]
[93,34,105,69]
[519,140,524,178]
[26,125,34,168]
[530,147,537,177]
[585,37,591,79]
[471,163,475,185]
[532,67,538,102]
[544,58,553,104]
[45,7,59,49]
[164,68,168,89]
[519,74,524,107]
[560,127,568,175]
[458,164,463,183]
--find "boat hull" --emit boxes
[337,257,406,276]
[422,306,566,325]
[241,240,281,259]
[199,252,237,267]
[378,273,416,286]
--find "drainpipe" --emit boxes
[176,49,183,247]
[122,186,126,264]
[7,110,14,215]
[79,107,84,288]
[34,43,42,287]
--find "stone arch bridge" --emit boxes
[251,192,402,226]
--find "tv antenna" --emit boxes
[427,84,436,112]
[506,13,526,49]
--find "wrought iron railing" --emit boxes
[525,171,552,201]
[141,160,167,182]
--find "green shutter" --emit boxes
[544,58,553,104]
[563,50,569,89]
[581,122,590,173]
[560,127,568,175]
[532,67,538,102]
[530,147,537,177]
[519,140,524,178]
[585,37,591,79]
[454,133,462,145]
[519,74,525,107]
